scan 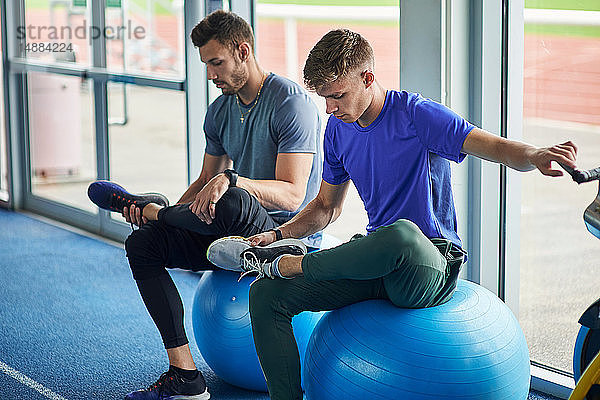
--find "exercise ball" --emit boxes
[304,279,530,400]
[192,269,324,391]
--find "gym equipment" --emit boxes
[561,164,600,400]
[303,279,530,400]
[192,269,324,392]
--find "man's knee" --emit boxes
[214,187,247,220]
[249,279,291,322]
[124,225,166,280]
[124,228,147,262]
[376,219,423,249]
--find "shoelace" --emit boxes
[146,371,177,393]
[110,192,137,210]
[238,251,269,283]
[109,193,144,231]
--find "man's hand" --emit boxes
[189,173,230,224]
[248,230,278,247]
[529,140,578,177]
[123,205,148,227]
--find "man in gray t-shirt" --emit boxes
[86,10,321,400]
[204,72,322,230]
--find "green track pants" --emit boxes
[249,219,456,400]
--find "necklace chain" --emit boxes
[236,72,267,124]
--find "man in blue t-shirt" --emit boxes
[86,11,322,400]
[208,29,578,400]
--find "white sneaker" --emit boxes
[206,236,307,272]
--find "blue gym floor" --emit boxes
[0,208,561,400]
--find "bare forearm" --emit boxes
[237,177,306,212]
[492,139,537,172]
[277,196,341,240]
[462,128,537,172]
[177,176,209,204]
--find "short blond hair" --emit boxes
[303,29,374,91]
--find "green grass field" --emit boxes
[23,0,600,38]
[524,0,600,38]
[525,0,600,11]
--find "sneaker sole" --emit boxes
[138,192,169,208]
[166,389,210,400]
[206,235,307,271]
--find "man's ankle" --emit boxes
[142,203,162,221]
[277,255,303,278]
[170,365,199,380]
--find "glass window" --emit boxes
[519,0,600,374]
[105,0,184,78]
[23,0,91,65]
[107,84,187,221]
[28,72,96,211]
[255,0,399,239]
[1,27,7,197]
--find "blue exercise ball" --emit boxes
[192,270,324,392]
[303,279,530,400]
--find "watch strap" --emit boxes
[223,169,238,188]
[271,228,283,241]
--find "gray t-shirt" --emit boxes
[204,73,322,245]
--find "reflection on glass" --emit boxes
[28,72,96,211]
[520,2,600,374]
[105,1,184,78]
[23,0,91,65]
[108,84,186,221]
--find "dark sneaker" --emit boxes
[207,236,306,272]
[87,180,169,213]
[124,368,210,400]
[239,242,306,281]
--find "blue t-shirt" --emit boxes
[322,90,474,248]
[204,73,323,246]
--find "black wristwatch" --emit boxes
[270,228,283,241]
[223,169,238,188]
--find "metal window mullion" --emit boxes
[186,2,207,184]
[4,0,28,209]
[498,0,510,302]
[466,0,502,295]
[88,69,185,90]
[0,0,11,206]
[9,59,87,77]
[9,61,185,91]
[89,0,112,234]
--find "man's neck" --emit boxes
[237,62,266,105]
[357,82,387,128]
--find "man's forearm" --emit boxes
[496,139,537,172]
[277,197,340,240]
[177,176,209,204]
[237,177,307,212]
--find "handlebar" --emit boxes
[560,163,600,184]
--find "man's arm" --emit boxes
[189,152,313,224]
[238,152,314,212]
[248,179,350,246]
[178,153,232,204]
[461,127,577,175]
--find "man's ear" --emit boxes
[237,42,251,62]
[362,70,375,88]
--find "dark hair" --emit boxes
[190,10,254,53]
[304,29,374,91]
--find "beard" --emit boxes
[220,62,248,95]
